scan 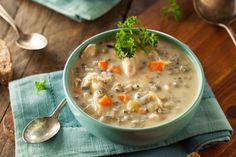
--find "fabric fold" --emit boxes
[32,0,120,22]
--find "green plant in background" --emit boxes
[115,16,158,59]
[35,80,47,93]
[162,0,183,21]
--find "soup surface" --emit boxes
[70,39,198,128]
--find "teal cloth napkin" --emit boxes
[32,0,120,22]
[9,71,232,157]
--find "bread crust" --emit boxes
[0,40,13,86]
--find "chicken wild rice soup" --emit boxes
[70,39,198,128]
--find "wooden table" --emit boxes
[0,0,235,156]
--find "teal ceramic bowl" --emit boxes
[63,29,205,146]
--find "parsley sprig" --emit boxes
[115,16,158,59]
[35,80,47,93]
[162,0,183,21]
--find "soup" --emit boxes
[69,39,198,128]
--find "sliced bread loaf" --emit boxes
[0,40,13,85]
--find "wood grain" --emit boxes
[0,0,235,156]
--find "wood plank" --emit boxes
[0,108,14,157]
[0,139,14,157]
[0,86,9,122]
[0,122,8,154]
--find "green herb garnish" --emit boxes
[35,80,47,93]
[115,16,158,59]
[162,0,183,21]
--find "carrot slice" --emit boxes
[147,60,166,72]
[111,65,122,74]
[98,95,112,107]
[135,107,141,113]
[98,60,108,71]
[118,95,129,103]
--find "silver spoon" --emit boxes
[22,98,66,144]
[0,4,48,50]
[193,0,236,46]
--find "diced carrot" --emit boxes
[118,95,129,103]
[135,107,141,113]
[98,60,108,71]
[98,95,112,107]
[111,65,122,74]
[147,60,166,72]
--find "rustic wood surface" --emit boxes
[0,0,235,156]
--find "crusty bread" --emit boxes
[0,40,13,86]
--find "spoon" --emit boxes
[0,4,48,50]
[22,98,66,144]
[193,0,236,46]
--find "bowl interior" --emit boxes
[63,29,205,130]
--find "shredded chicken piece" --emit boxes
[81,72,114,114]
[122,58,136,77]
[81,72,97,88]
[80,44,97,59]
[111,83,123,92]
[138,91,163,108]
[91,90,104,114]
[81,72,113,89]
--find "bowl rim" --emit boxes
[63,28,205,131]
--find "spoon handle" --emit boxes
[219,23,236,46]
[0,4,22,36]
[50,98,67,118]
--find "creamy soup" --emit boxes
[69,39,198,128]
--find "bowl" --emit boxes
[63,29,205,146]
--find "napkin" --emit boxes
[9,71,232,157]
[32,0,120,22]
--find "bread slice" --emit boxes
[0,40,13,85]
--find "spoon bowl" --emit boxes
[22,98,66,144]
[16,33,48,50]
[194,0,236,24]
[0,4,48,50]
[23,117,60,144]
[193,0,236,46]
